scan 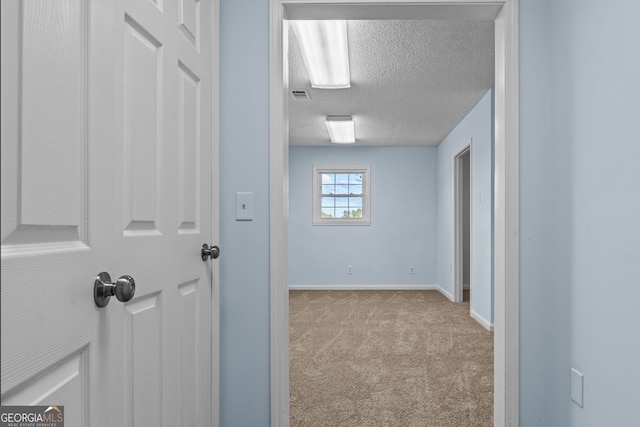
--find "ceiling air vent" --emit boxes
[291,90,311,100]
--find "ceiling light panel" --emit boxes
[325,116,355,144]
[291,20,351,89]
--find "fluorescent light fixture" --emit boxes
[325,116,355,144]
[291,20,350,89]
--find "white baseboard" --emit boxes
[470,309,494,332]
[289,284,441,291]
[288,284,491,330]
[436,286,455,302]
[289,284,458,305]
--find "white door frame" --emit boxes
[269,1,519,426]
[211,1,221,425]
[453,141,472,304]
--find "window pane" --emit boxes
[349,184,362,195]
[321,173,335,184]
[335,184,349,195]
[321,207,334,218]
[335,174,349,184]
[335,197,349,208]
[321,196,336,208]
[349,196,362,218]
[349,173,362,184]
[322,184,335,195]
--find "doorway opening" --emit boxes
[454,142,472,305]
[269,2,520,426]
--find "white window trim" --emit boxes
[312,165,371,226]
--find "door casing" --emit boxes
[269,1,520,426]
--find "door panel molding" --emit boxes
[124,292,163,427]
[1,348,88,426]
[1,0,89,245]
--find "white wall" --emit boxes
[437,89,494,325]
[289,146,438,287]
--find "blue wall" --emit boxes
[219,0,640,426]
[520,0,640,425]
[289,146,438,286]
[437,90,494,325]
[219,0,270,425]
[545,0,640,425]
[519,0,552,423]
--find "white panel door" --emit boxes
[0,0,218,426]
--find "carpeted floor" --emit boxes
[290,290,493,426]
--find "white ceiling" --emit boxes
[288,19,494,147]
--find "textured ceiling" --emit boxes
[288,20,494,147]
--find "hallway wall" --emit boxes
[545,0,640,425]
[437,89,494,325]
[520,0,640,425]
[219,0,270,425]
[518,0,552,423]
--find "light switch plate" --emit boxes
[236,192,253,221]
[571,368,584,407]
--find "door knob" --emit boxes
[201,243,220,261]
[94,272,136,307]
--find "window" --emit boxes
[312,166,370,225]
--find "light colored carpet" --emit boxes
[290,290,493,426]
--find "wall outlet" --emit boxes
[347,265,352,275]
[409,266,415,275]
